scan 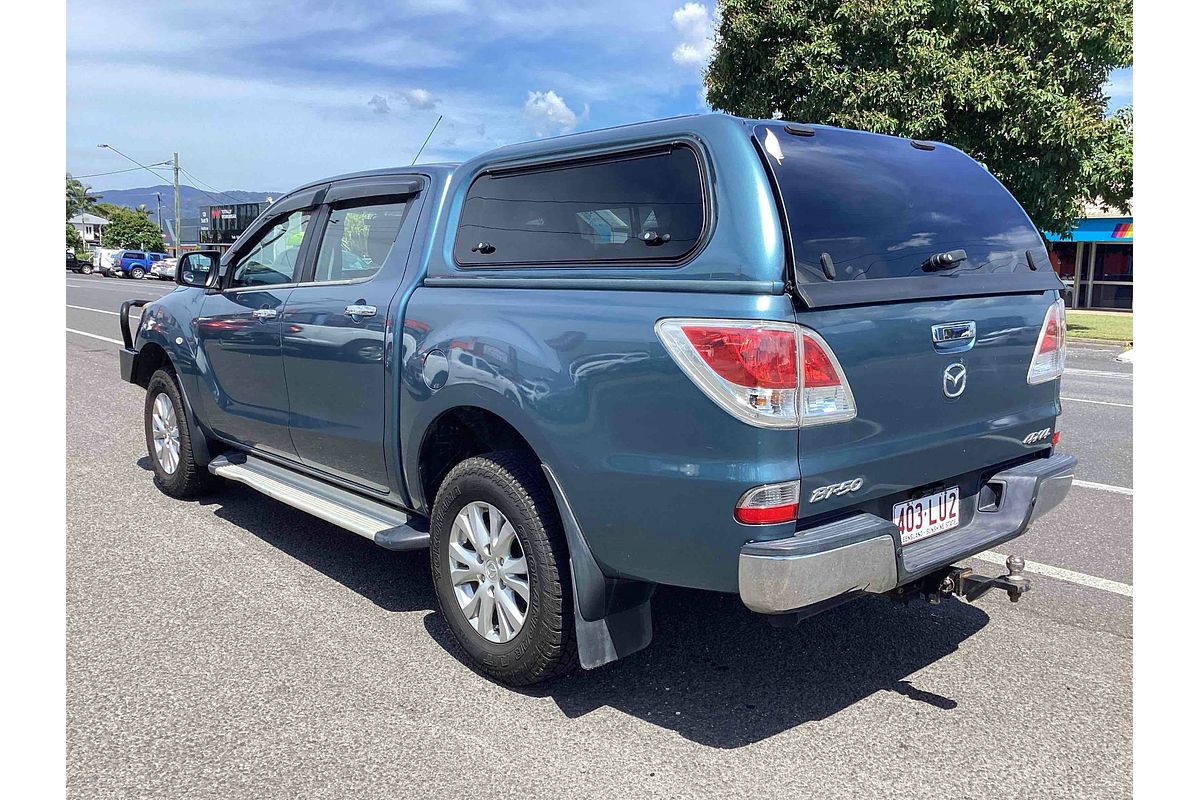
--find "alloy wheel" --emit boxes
[150,392,181,474]
[448,501,529,643]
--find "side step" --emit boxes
[208,453,430,551]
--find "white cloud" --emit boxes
[523,90,579,137]
[399,88,439,109]
[671,2,714,66]
[368,94,391,114]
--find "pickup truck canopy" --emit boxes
[752,123,1063,307]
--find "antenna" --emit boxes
[411,115,444,165]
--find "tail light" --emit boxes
[1027,299,1066,384]
[735,481,800,525]
[655,318,856,428]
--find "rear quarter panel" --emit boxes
[399,287,800,592]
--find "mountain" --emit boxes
[92,184,280,244]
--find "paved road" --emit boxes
[65,273,1132,799]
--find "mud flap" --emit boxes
[542,465,655,669]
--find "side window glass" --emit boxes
[229,210,310,288]
[311,198,410,283]
[453,146,704,266]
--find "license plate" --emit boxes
[892,486,960,545]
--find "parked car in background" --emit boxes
[119,114,1075,687]
[65,251,94,274]
[112,249,169,279]
[149,257,177,280]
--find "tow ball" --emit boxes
[900,555,1033,605]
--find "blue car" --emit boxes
[112,249,169,279]
[119,114,1075,686]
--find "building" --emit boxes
[199,203,266,249]
[69,213,109,248]
[1044,202,1133,311]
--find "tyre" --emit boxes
[81,264,93,274]
[131,266,145,279]
[430,450,577,685]
[144,369,217,498]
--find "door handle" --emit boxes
[345,304,377,318]
[252,307,277,320]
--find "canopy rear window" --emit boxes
[453,145,704,267]
[754,124,1046,284]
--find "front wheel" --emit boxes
[429,450,577,686]
[144,369,217,498]
[130,266,145,279]
[81,264,93,274]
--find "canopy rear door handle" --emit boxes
[345,304,377,318]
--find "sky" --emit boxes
[66,1,1132,195]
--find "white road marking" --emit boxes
[66,281,171,294]
[66,304,142,317]
[1065,367,1131,379]
[66,328,122,345]
[973,550,1132,597]
[1062,396,1132,408]
[1075,479,1133,496]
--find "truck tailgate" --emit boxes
[796,290,1061,520]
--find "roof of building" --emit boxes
[69,213,109,225]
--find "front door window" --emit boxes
[229,210,311,288]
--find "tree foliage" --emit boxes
[66,174,102,220]
[67,223,87,256]
[706,0,1132,234]
[101,206,166,252]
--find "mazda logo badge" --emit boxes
[943,363,967,398]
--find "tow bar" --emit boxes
[895,555,1033,605]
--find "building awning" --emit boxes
[1044,217,1133,243]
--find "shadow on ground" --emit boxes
[185,475,989,749]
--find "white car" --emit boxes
[150,258,178,280]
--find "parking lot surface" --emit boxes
[66,273,1132,799]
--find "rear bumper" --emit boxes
[738,452,1076,614]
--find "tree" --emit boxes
[66,174,102,220]
[706,0,1133,234]
[67,223,87,256]
[101,206,166,252]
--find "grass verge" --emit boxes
[1066,310,1132,342]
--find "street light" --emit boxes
[96,143,180,256]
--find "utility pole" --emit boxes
[155,192,163,233]
[173,152,181,256]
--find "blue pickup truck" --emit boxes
[112,249,169,279]
[119,114,1075,685]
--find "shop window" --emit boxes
[1094,244,1133,282]
[1047,242,1077,281]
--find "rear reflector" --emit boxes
[1027,299,1066,384]
[735,481,801,525]
[656,318,856,429]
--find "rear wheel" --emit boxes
[130,266,145,279]
[429,450,577,685]
[144,369,217,498]
[81,264,93,274]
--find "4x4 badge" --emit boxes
[943,363,967,398]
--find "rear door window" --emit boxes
[454,145,704,266]
[753,124,1045,282]
[310,198,410,283]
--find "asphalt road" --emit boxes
[66,272,1133,799]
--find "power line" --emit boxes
[178,166,243,204]
[95,143,174,184]
[70,162,172,180]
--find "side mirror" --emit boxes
[177,250,222,289]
